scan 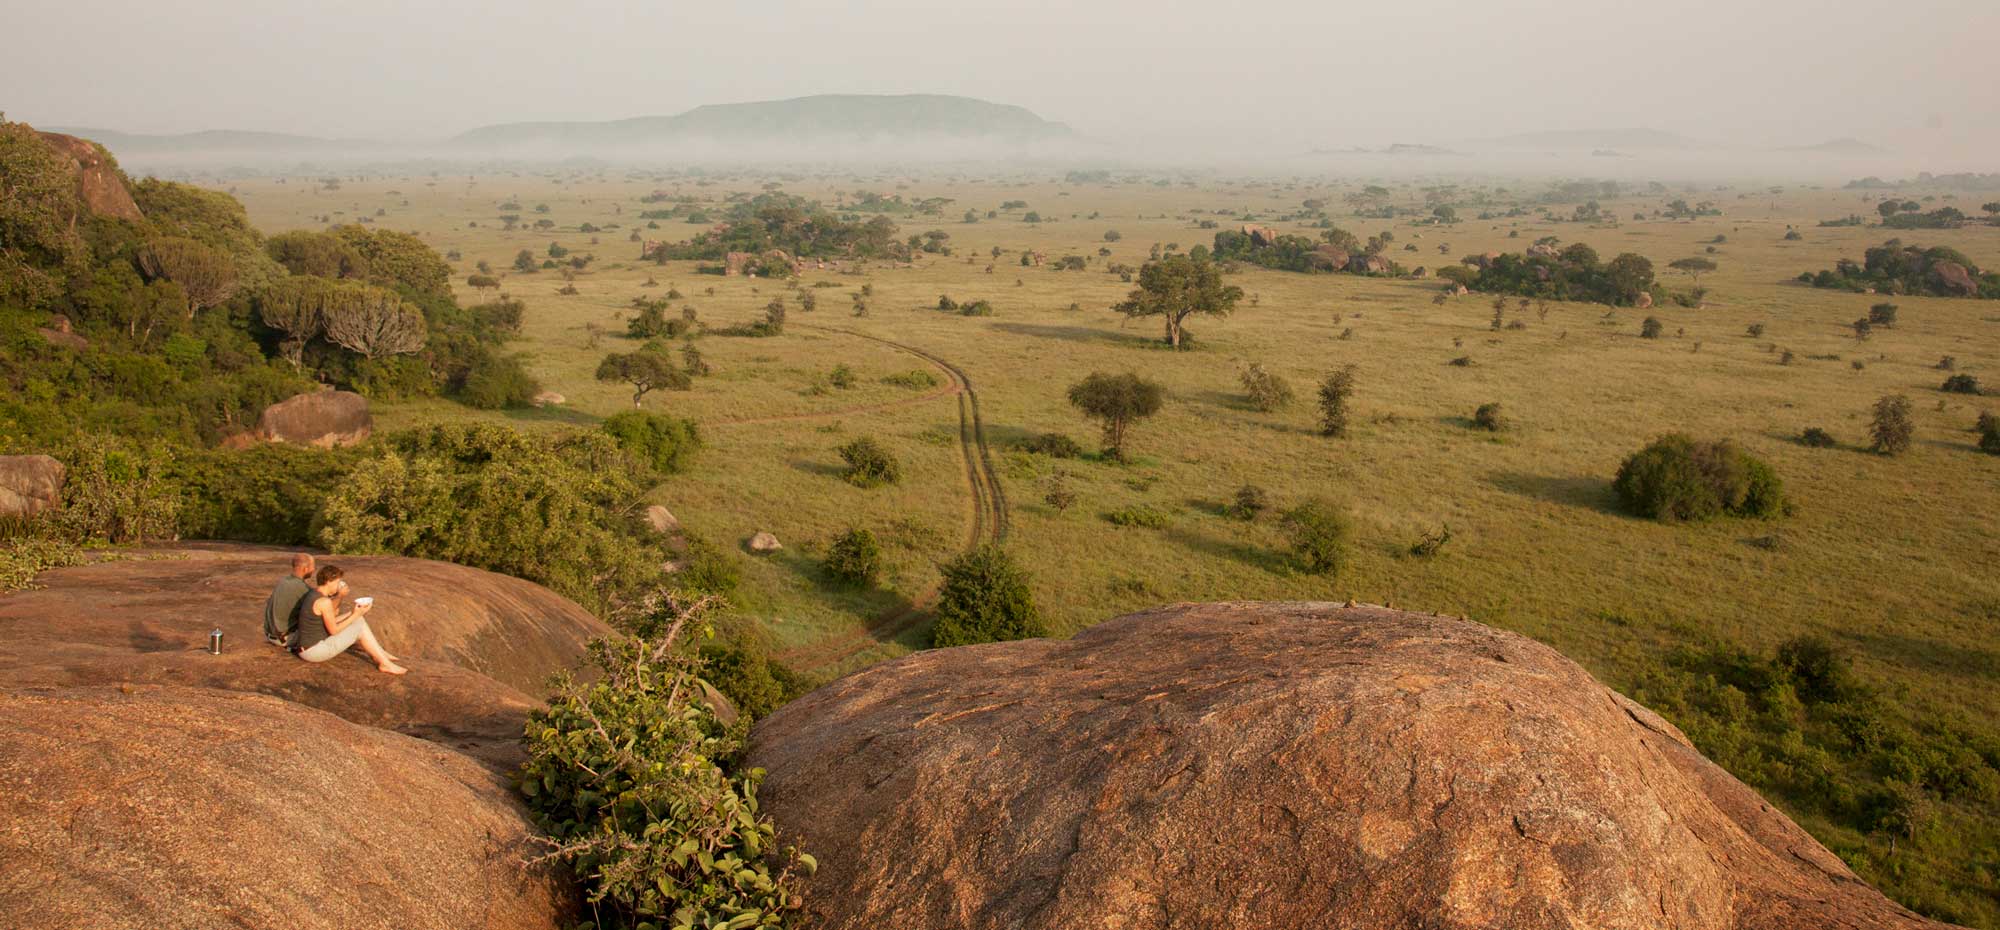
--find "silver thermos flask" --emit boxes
[208,628,224,655]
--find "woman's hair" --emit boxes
[315,565,344,586]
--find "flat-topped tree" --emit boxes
[597,348,690,408]
[1067,371,1164,461]
[1113,254,1242,348]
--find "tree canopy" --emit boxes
[1113,254,1242,348]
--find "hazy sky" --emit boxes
[7,0,1999,160]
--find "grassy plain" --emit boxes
[228,169,2000,918]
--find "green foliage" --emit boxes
[651,192,902,262]
[1316,366,1357,437]
[1626,632,2000,926]
[1640,316,1665,339]
[1282,497,1353,574]
[0,120,91,309]
[1800,427,1838,448]
[1409,523,1453,558]
[1067,371,1165,460]
[1978,411,2000,455]
[1941,374,1982,395]
[1019,432,1083,458]
[1227,484,1269,520]
[1473,402,1507,432]
[928,544,1046,647]
[1113,254,1243,347]
[1871,395,1915,455]
[168,443,358,544]
[312,424,662,615]
[882,369,939,390]
[43,435,181,544]
[822,527,882,587]
[520,596,812,930]
[1612,434,1786,522]
[0,533,83,593]
[1467,245,1658,306]
[602,410,703,477]
[1800,240,2000,298]
[457,351,541,409]
[836,436,900,488]
[597,348,692,408]
[697,626,814,722]
[1239,363,1294,412]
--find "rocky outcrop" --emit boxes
[748,531,782,553]
[0,685,571,930]
[748,602,1956,930]
[0,543,611,928]
[1932,261,1978,297]
[34,131,144,223]
[0,454,64,518]
[253,389,372,448]
[0,543,609,700]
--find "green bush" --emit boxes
[1227,484,1268,520]
[520,597,813,930]
[601,410,703,476]
[457,351,541,409]
[1282,497,1352,575]
[882,369,939,390]
[1978,411,2000,455]
[823,527,882,586]
[1941,374,1982,395]
[836,436,900,488]
[1019,432,1083,458]
[827,364,856,389]
[1239,363,1295,412]
[46,435,181,544]
[697,624,814,722]
[672,535,741,597]
[1473,402,1507,431]
[0,534,83,593]
[1871,395,1914,455]
[312,424,661,615]
[928,544,1046,647]
[170,443,358,544]
[1799,427,1838,448]
[1612,434,1785,522]
[1640,316,1664,339]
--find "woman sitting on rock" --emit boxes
[294,565,407,675]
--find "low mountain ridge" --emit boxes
[452,93,1075,149]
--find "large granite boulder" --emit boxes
[34,131,144,223]
[747,602,1956,930]
[1931,261,1978,297]
[0,454,64,518]
[0,684,570,930]
[253,390,372,448]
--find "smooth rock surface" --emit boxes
[0,454,64,517]
[254,389,373,448]
[748,602,1957,930]
[0,685,570,930]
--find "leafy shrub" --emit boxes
[0,535,82,593]
[882,369,939,390]
[1979,411,2000,455]
[313,424,661,615]
[520,595,813,930]
[1104,504,1171,528]
[672,535,741,597]
[1316,366,1357,437]
[1640,316,1664,339]
[1869,302,1900,327]
[1409,523,1453,558]
[1473,402,1507,431]
[1019,432,1083,458]
[1871,395,1914,455]
[1612,434,1785,522]
[601,410,703,476]
[46,435,181,544]
[1799,427,1838,448]
[1941,374,1982,395]
[1239,363,1295,412]
[1227,484,1268,520]
[928,545,1045,647]
[836,436,900,487]
[170,443,358,544]
[457,351,541,409]
[827,364,856,389]
[698,626,814,722]
[823,527,882,586]
[1282,497,1352,574]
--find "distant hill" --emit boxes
[451,94,1076,150]
[1784,137,1891,156]
[1479,128,1706,151]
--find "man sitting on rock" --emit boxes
[293,565,407,675]
[262,553,317,648]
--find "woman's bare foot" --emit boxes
[378,662,409,675]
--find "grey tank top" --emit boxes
[295,592,333,653]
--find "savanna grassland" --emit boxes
[224,169,2000,921]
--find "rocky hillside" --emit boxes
[0,543,606,928]
[748,602,1962,930]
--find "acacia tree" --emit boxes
[322,283,427,358]
[1067,371,1165,461]
[597,349,691,407]
[1113,254,1243,348]
[1668,257,1717,285]
[1316,366,1357,437]
[1870,394,1914,455]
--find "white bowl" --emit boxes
[354,596,374,607]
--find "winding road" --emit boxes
[708,325,1006,674]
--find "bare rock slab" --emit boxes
[747,602,1957,930]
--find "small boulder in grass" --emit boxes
[748,532,782,554]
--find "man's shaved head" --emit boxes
[292,552,315,575]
